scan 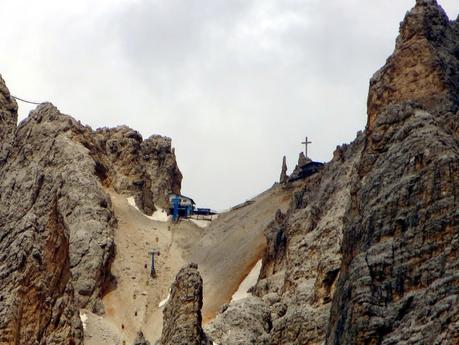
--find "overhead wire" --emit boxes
[11,95,42,105]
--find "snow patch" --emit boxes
[127,197,170,222]
[159,293,171,308]
[189,218,211,228]
[231,259,262,302]
[79,311,88,331]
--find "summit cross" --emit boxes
[302,136,312,158]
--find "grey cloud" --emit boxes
[1,0,457,209]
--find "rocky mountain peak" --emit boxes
[279,156,288,184]
[398,0,449,44]
[367,0,459,132]
[159,263,210,345]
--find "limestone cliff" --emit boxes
[327,0,459,343]
[0,77,182,344]
[367,0,459,131]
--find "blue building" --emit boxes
[169,194,195,221]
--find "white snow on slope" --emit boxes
[127,197,170,222]
[231,259,262,302]
[79,311,88,331]
[158,293,171,308]
[189,218,211,228]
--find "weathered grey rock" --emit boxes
[95,126,182,212]
[205,296,272,345]
[0,93,83,343]
[0,74,17,164]
[367,0,459,131]
[327,1,459,344]
[279,156,288,184]
[159,263,210,345]
[297,152,310,167]
[288,152,314,181]
[1,103,118,312]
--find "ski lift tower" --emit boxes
[148,249,160,278]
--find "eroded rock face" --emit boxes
[327,1,459,344]
[205,296,272,345]
[0,75,17,163]
[1,103,118,313]
[159,263,209,345]
[94,126,182,212]
[0,99,84,343]
[262,138,363,345]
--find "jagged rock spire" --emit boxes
[298,152,311,167]
[159,263,210,345]
[397,0,449,44]
[367,0,459,131]
[279,156,288,184]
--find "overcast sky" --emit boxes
[0,0,456,210]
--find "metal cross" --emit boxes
[301,137,312,158]
[148,249,160,278]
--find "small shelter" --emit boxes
[169,194,195,221]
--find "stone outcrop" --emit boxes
[287,152,313,181]
[279,156,288,184]
[0,75,17,164]
[0,93,84,343]
[159,263,209,345]
[205,296,272,345]
[367,0,459,131]
[94,126,182,212]
[0,75,182,344]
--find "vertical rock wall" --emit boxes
[327,1,459,344]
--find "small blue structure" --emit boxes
[168,194,217,222]
[169,194,195,222]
